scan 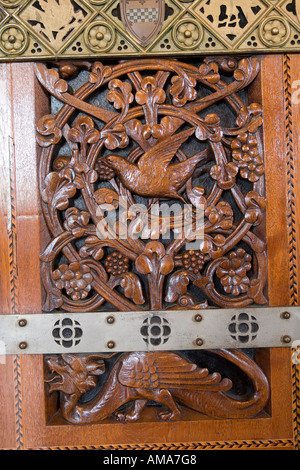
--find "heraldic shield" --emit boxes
[120,0,165,47]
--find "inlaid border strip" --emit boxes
[284,54,299,306]
[6,62,23,450]
[32,439,294,450]
[284,53,300,450]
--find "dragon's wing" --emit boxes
[118,352,232,391]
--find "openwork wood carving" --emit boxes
[37,56,269,423]
[37,57,267,313]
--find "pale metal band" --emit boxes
[0,306,298,355]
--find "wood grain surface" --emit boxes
[0,55,298,449]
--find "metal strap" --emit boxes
[0,306,299,355]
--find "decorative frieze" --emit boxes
[0,0,300,61]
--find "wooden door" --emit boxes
[0,53,299,451]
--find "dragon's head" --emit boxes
[45,354,114,396]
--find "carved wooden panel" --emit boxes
[35,57,271,425]
[0,54,298,450]
[38,57,267,314]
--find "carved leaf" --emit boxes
[35,64,68,96]
[119,273,145,305]
[186,185,206,209]
[236,104,262,134]
[100,123,129,150]
[107,79,134,112]
[64,207,90,238]
[135,254,152,275]
[68,116,100,146]
[94,188,119,209]
[170,74,197,107]
[79,236,104,261]
[88,62,112,85]
[135,77,166,106]
[195,114,222,142]
[36,114,62,147]
[165,271,190,303]
[159,255,174,275]
[245,191,266,226]
[151,116,177,140]
[42,172,76,211]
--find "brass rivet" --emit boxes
[281,311,290,320]
[18,319,27,327]
[271,27,279,35]
[281,335,292,344]
[194,314,202,322]
[19,342,27,350]
[107,341,115,349]
[8,35,16,44]
[106,316,115,324]
[195,338,203,346]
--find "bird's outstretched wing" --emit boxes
[138,127,194,171]
[118,352,232,391]
[169,150,208,190]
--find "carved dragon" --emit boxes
[46,349,269,424]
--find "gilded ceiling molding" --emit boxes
[0,0,300,60]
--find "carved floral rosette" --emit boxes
[37,57,267,313]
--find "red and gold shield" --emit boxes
[120,0,165,47]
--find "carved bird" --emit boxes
[102,127,205,202]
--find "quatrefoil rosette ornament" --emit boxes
[36,57,267,313]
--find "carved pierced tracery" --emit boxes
[37,56,267,313]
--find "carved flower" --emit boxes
[231,133,264,182]
[216,248,252,297]
[37,114,62,148]
[79,236,104,261]
[60,162,98,188]
[68,116,100,148]
[104,251,130,276]
[63,207,90,238]
[135,77,166,107]
[86,23,114,51]
[175,22,200,48]
[261,19,289,46]
[135,242,174,277]
[52,262,93,301]
[0,26,26,54]
[205,201,233,230]
[210,162,238,189]
[100,123,129,150]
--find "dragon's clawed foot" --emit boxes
[115,399,147,423]
[115,410,140,423]
[158,409,181,421]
